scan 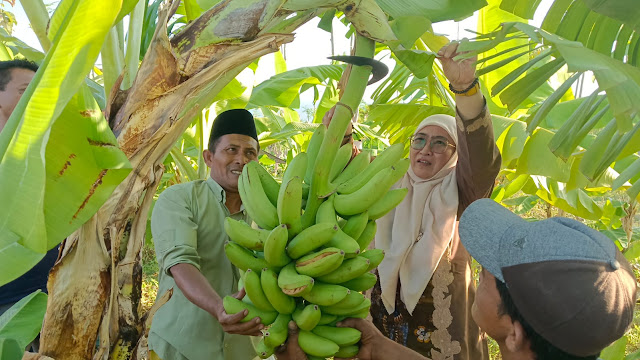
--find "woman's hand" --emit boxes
[437,41,477,91]
[214,288,264,336]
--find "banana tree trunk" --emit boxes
[38,1,303,358]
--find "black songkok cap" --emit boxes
[208,109,259,149]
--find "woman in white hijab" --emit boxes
[369,42,501,359]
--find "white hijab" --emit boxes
[376,114,459,315]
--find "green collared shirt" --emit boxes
[148,177,256,360]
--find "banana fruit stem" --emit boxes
[302,35,375,227]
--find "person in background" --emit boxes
[367,41,501,359]
[148,109,263,360]
[0,59,59,353]
[335,198,637,360]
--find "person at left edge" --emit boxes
[148,109,263,360]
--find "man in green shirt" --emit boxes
[148,109,263,360]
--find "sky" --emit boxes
[10,0,596,119]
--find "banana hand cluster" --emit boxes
[222,127,409,359]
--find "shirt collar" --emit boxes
[206,177,226,204]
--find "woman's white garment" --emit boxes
[376,114,460,315]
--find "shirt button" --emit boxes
[416,232,423,243]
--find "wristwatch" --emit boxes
[449,78,480,96]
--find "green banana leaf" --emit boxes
[248,65,344,108]
[0,291,48,350]
[0,0,131,286]
[0,338,21,360]
[375,0,487,23]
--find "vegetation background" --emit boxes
[0,0,638,359]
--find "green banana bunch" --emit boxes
[334,158,410,216]
[297,330,340,358]
[222,296,277,325]
[295,247,345,277]
[243,269,275,312]
[224,218,269,251]
[302,282,350,306]
[317,255,370,284]
[278,263,314,296]
[264,224,291,267]
[293,304,322,331]
[224,241,269,272]
[218,35,415,360]
[261,268,296,314]
[340,0,397,43]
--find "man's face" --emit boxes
[472,268,513,341]
[409,125,456,179]
[203,134,258,193]
[0,68,36,132]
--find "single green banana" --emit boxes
[317,255,370,284]
[295,247,345,277]
[264,224,291,267]
[341,272,378,292]
[333,150,371,186]
[255,337,275,359]
[277,176,303,237]
[368,188,408,220]
[261,268,296,314]
[224,218,269,251]
[287,223,338,259]
[349,307,370,319]
[238,173,261,229]
[298,330,340,358]
[341,211,369,239]
[335,345,360,358]
[315,194,338,224]
[312,326,361,346]
[356,220,377,251]
[283,152,308,185]
[243,161,279,229]
[254,160,280,207]
[222,296,277,325]
[360,249,385,271]
[326,229,361,258]
[278,262,314,296]
[322,297,371,316]
[304,125,326,185]
[263,313,292,348]
[293,304,322,331]
[334,158,410,216]
[243,269,275,312]
[224,241,270,272]
[329,143,355,181]
[302,282,350,306]
[328,290,365,310]
[337,143,405,194]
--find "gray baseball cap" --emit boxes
[459,199,637,356]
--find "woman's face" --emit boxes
[409,125,456,180]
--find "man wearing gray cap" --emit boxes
[331,198,637,360]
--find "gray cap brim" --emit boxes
[459,198,528,282]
